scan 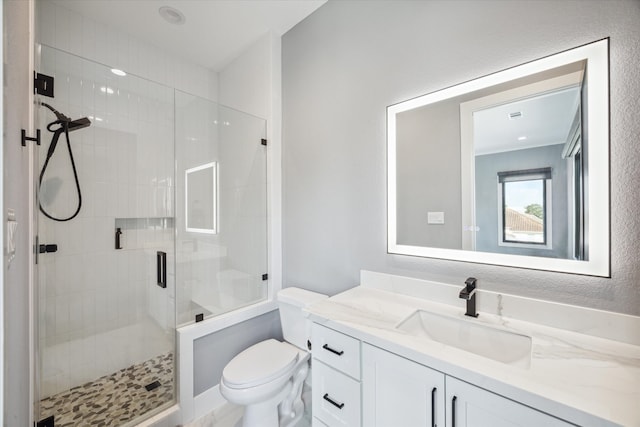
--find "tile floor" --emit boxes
[183,405,313,427]
[41,318,174,398]
[39,352,174,426]
[184,383,313,427]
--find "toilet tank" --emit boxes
[278,287,328,350]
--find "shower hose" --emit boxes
[39,107,83,222]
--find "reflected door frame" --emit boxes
[459,71,583,251]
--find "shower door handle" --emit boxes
[157,251,167,288]
[38,244,58,254]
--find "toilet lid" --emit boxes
[223,339,300,388]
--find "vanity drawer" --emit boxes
[313,360,361,427]
[312,323,361,379]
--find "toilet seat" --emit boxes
[223,339,300,389]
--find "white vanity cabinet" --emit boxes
[361,345,574,427]
[311,322,577,427]
[362,343,445,427]
[445,376,574,427]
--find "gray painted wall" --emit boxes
[282,0,640,316]
[475,144,568,258]
[3,0,32,424]
[396,101,462,249]
[193,310,282,395]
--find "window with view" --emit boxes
[498,168,552,247]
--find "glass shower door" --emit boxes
[175,91,268,327]
[35,45,176,426]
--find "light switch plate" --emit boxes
[427,211,445,224]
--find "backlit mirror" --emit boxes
[388,39,609,276]
[185,162,218,234]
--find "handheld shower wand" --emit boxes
[39,103,91,222]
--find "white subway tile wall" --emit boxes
[37,0,218,99]
[35,0,217,398]
[37,44,175,397]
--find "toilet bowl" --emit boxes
[220,288,327,427]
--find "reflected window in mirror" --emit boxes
[497,168,552,248]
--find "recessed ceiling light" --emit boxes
[159,6,185,25]
[111,68,127,77]
[517,136,527,141]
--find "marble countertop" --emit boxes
[306,286,640,427]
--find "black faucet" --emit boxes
[459,277,478,317]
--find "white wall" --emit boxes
[220,32,283,297]
[3,0,35,425]
[0,3,4,423]
[282,0,640,316]
[36,0,218,100]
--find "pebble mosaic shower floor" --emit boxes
[39,352,174,427]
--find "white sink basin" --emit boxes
[396,310,532,367]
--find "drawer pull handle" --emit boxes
[323,393,345,409]
[431,387,437,427]
[322,344,344,356]
[452,395,457,427]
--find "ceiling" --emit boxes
[473,86,581,156]
[52,0,327,71]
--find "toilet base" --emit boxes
[278,357,309,427]
[238,380,292,427]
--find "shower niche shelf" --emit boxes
[114,217,174,250]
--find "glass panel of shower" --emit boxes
[35,45,176,425]
[175,91,268,327]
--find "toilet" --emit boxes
[220,287,327,427]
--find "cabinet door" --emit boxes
[445,377,573,427]
[363,344,446,427]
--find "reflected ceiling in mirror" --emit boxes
[388,39,609,276]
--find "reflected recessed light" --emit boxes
[100,86,114,95]
[159,6,185,25]
[111,68,127,77]
[517,136,527,141]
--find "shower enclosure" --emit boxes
[34,43,268,425]
[35,45,177,425]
